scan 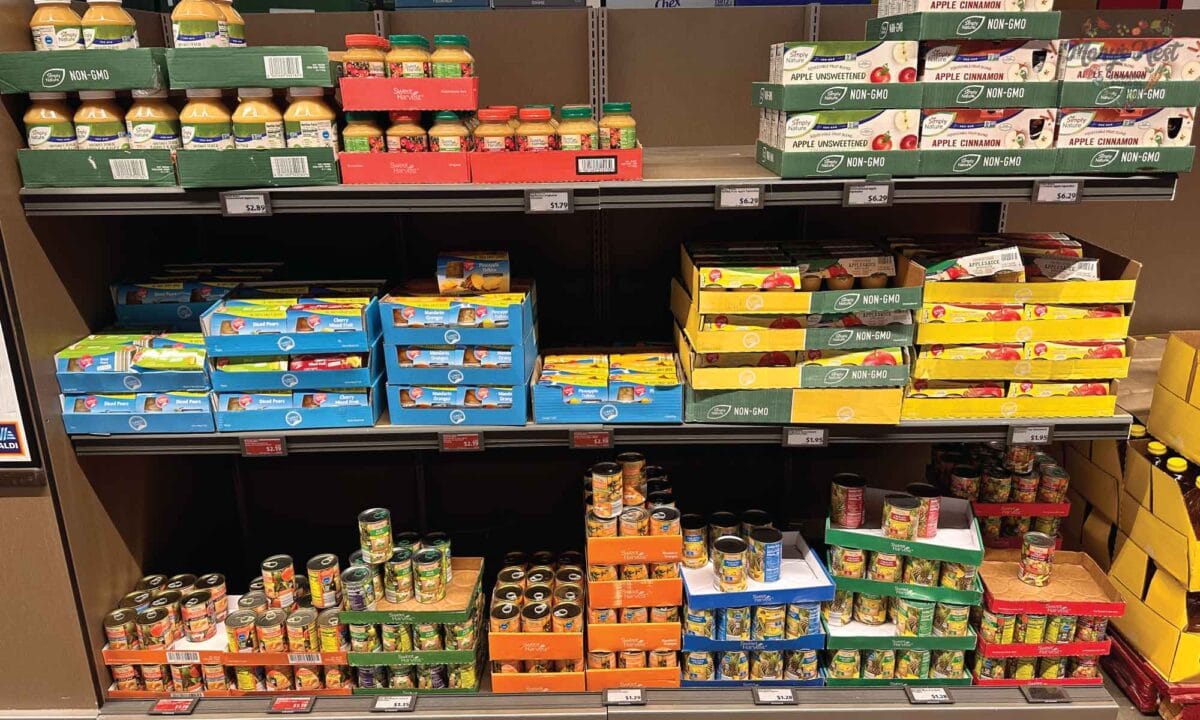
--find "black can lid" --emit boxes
[526,568,554,584]
[135,574,168,591]
[257,608,287,626]
[317,608,341,626]
[181,590,212,608]
[165,574,196,590]
[494,585,522,601]
[741,509,771,526]
[286,607,318,625]
[709,511,738,526]
[681,513,706,530]
[414,548,442,564]
[261,555,293,571]
[105,607,137,626]
[615,451,645,464]
[647,491,674,506]
[359,507,390,522]
[556,567,583,583]
[884,493,920,510]
[248,577,265,591]
[308,553,339,570]
[196,573,225,589]
[502,551,528,566]
[226,609,258,628]
[137,607,168,624]
[530,549,556,565]
[557,550,584,566]
[646,480,671,494]
[492,602,520,619]
[150,590,181,607]
[422,531,450,547]
[591,461,620,475]
[645,465,668,481]
[119,590,153,608]
[714,535,748,554]
[751,526,784,544]
[831,472,867,488]
[522,602,550,619]
[650,506,680,522]
[906,482,940,499]
[239,590,267,606]
[394,531,421,546]
[554,602,582,618]
[952,464,981,478]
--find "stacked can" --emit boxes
[488,549,586,680]
[974,603,1115,683]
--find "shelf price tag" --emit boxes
[1033,180,1082,204]
[440,432,483,452]
[372,696,416,713]
[906,687,954,705]
[149,698,198,716]
[268,697,314,714]
[603,689,646,706]
[570,429,612,449]
[221,190,272,217]
[753,688,797,705]
[1009,425,1053,445]
[525,189,573,214]
[783,427,827,447]
[1021,686,1072,704]
[715,185,763,210]
[241,437,287,457]
[843,181,893,207]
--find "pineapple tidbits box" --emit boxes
[770,41,918,85]
[437,251,510,295]
[922,40,1057,82]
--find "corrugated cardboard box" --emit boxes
[1109,537,1200,682]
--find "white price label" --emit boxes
[716,185,763,209]
[221,191,272,217]
[1009,425,1053,445]
[907,687,954,705]
[784,427,828,447]
[1034,180,1081,204]
[844,181,893,207]
[525,190,573,214]
[603,689,646,706]
[165,651,200,664]
[372,696,416,713]
[753,688,797,705]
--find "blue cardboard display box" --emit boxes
[61,392,216,435]
[385,382,529,427]
[383,329,537,387]
[200,297,382,356]
[215,376,384,431]
[531,356,684,425]
[210,340,383,392]
[377,284,536,348]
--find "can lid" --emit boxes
[262,555,293,570]
[1023,531,1055,546]
[257,608,287,625]
[750,526,783,544]
[709,511,738,525]
[713,535,748,553]
[832,472,867,488]
[492,602,519,618]
[651,506,680,522]
[286,606,318,624]
[680,513,706,530]
[182,589,212,608]
[226,609,258,627]
[1168,456,1189,473]
[615,451,645,463]
[197,573,225,588]
[905,482,940,498]
[522,602,550,618]
[78,90,117,100]
[741,508,771,525]
[185,88,223,99]
[137,607,168,623]
[884,493,920,510]
[414,548,442,563]
[105,608,136,625]
[950,464,980,478]
[29,91,68,100]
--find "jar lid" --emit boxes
[1149,440,1167,456]
[489,105,518,118]
[87,0,122,4]
[527,103,555,114]
[237,87,272,98]
[519,107,551,122]
[476,108,509,123]
[433,34,469,48]
[561,106,592,120]
[344,112,376,123]
[29,91,68,100]
[78,90,117,100]
[389,111,420,124]
[185,88,223,98]
[345,33,380,48]
[603,102,632,113]
[388,34,428,48]
[1168,457,1189,473]
[434,111,460,122]
[131,88,168,99]
[33,0,71,5]
[289,87,324,97]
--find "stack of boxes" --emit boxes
[673,240,918,425]
[900,232,1137,420]
[532,352,684,425]
[111,261,283,330]
[823,486,982,685]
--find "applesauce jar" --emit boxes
[343,113,385,153]
[215,0,244,46]
[180,88,233,150]
[171,0,223,47]
[386,35,430,78]
[25,93,76,150]
[82,0,138,49]
[345,34,387,78]
[515,107,556,152]
[126,89,181,150]
[558,105,598,151]
[284,88,337,148]
[472,108,514,152]
[430,34,473,78]
[75,91,129,149]
[599,102,637,150]
[30,0,83,51]
[428,111,469,152]
[232,88,284,149]
[386,112,427,152]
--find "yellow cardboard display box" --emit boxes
[1149,332,1200,467]
[1118,441,1200,591]
[1063,439,1125,523]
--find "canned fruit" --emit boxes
[931,650,965,679]
[939,562,976,591]
[358,508,393,564]
[1015,614,1047,644]
[882,494,920,540]
[854,593,888,626]
[867,552,903,583]
[831,545,866,579]
[785,649,819,680]
[933,603,970,637]
[713,535,749,593]
[1019,532,1056,587]
[684,651,715,681]
[685,606,716,639]
[895,649,931,679]
[751,650,784,680]
[823,590,854,626]
[831,473,866,529]
[903,557,940,587]
[980,609,1016,644]
[719,651,749,680]
[829,649,860,679]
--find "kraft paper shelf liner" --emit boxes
[981,550,1123,606]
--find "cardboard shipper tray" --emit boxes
[683,532,834,611]
[214,376,385,432]
[979,549,1125,617]
[587,622,681,653]
[531,356,683,425]
[0,48,167,93]
[682,384,904,425]
[492,670,586,693]
[470,144,644,184]
[825,488,985,566]
[899,387,1119,421]
[1060,491,1119,574]
[377,281,536,348]
[585,666,680,691]
[971,500,1071,519]
[176,147,340,190]
[912,310,1132,347]
[338,151,471,185]
[60,391,216,435]
[1149,332,1200,469]
[831,556,984,606]
[339,557,482,625]
[211,341,383,392]
[912,338,1133,382]
[823,618,978,651]
[1063,438,1124,523]
[19,149,178,189]
[339,76,479,112]
[1118,438,1200,592]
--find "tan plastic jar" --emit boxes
[82,0,138,49]
[343,112,384,153]
[430,34,473,78]
[232,88,284,149]
[171,0,223,47]
[344,34,387,78]
[75,90,129,149]
[284,87,337,148]
[428,111,469,152]
[215,0,244,47]
[558,105,598,151]
[515,107,556,152]
[599,102,637,150]
[30,0,82,51]
[386,35,430,78]
[386,111,427,152]
[180,88,233,150]
[472,108,514,152]
[126,89,181,150]
[25,92,76,149]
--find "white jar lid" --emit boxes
[238,88,273,98]
[185,89,224,98]
[30,92,68,100]
[288,87,324,98]
[78,90,117,100]
[87,0,123,5]
[33,0,72,6]
[132,88,168,99]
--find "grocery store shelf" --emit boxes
[20,147,1179,216]
[70,413,1133,456]
[98,685,1119,720]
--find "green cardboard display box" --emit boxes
[830,569,984,605]
[1054,146,1195,174]
[824,620,979,650]
[175,148,339,188]
[825,489,985,565]
[756,141,921,179]
[918,149,1058,176]
[752,82,924,111]
[166,47,332,88]
[1059,81,1200,109]
[0,48,167,93]
[921,81,1059,109]
[866,12,1061,40]
[18,149,177,188]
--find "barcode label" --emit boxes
[108,158,149,181]
[576,156,616,175]
[263,55,304,79]
[270,156,310,178]
[288,653,321,664]
[166,651,200,664]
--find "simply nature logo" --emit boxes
[833,293,860,313]
[952,154,982,173]
[41,68,65,88]
[1090,149,1120,168]
[820,87,848,106]
[824,367,851,385]
[706,404,733,420]
[956,85,984,104]
[828,329,854,346]
[816,155,845,174]
[1095,87,1126,106]
[956,15,984,35]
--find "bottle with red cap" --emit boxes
[344,33,387,78]
[515,107,557,152]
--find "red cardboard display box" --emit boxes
[338,152,470,184]
[340,77,479,112]
[470,147,643,184]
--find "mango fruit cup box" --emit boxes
[922,40,1057,82]
[1008,381,1110,398]
[769,41,918,85]
[919,108,1057,150]
[1055,107,1195,148]
[60,391,216,434]
[436,251,510,295]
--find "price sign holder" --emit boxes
[372,696,417,713]
[220,190,272,217]
[784,427,828,448]
[1021,686,1072,704]
[603,689,646,706]
[149,698,198,716]
[525,189,574,214]
[1033,179,1082,204]
[906,687,954,705]
[439,432,484,452]
[715,185,764,210]
[1009,425,1053,445]
[242,437,287,457]
[570,429,612,449]
[753,688,797,706]
[843,179,894,207]
[268,697,314,714]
